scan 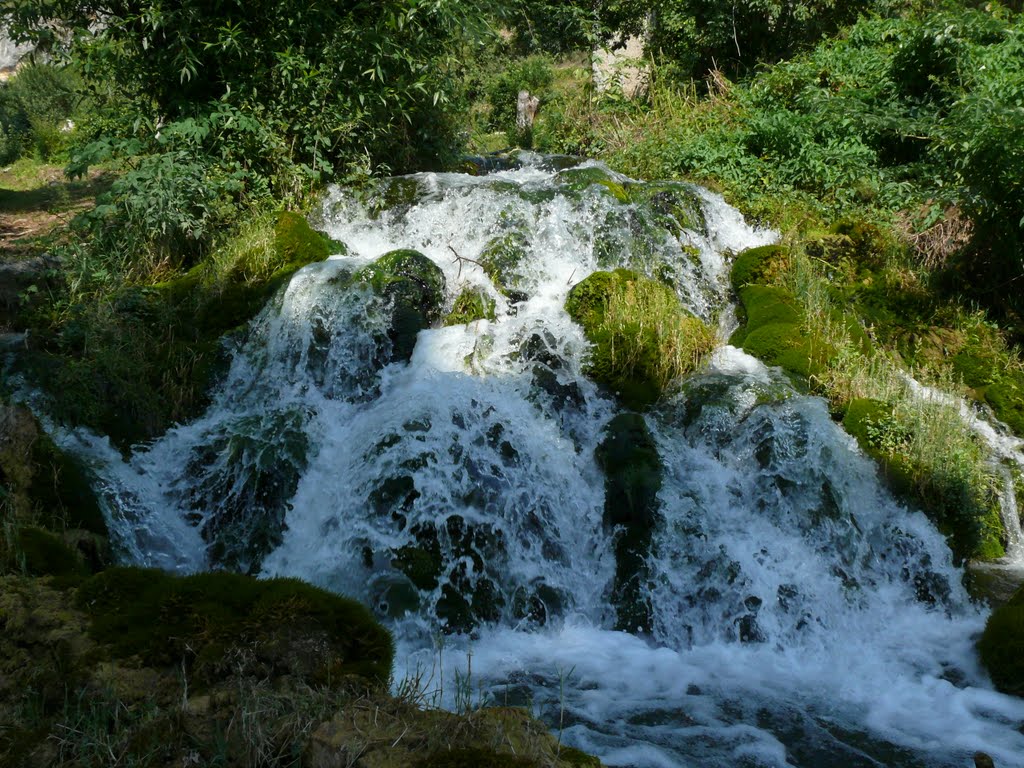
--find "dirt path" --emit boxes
[0,163,109,261]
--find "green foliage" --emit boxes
[17,209,334,450]
[486,55,556,142]
[5,0,493,178]
[978,585,1024,696]
[566,269,715,409]
[0,62,82,163]
[77,567,394,687]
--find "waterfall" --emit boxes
[58,155,1024,767]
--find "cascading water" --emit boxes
[59,155,1024,767]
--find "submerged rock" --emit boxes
[444,287,497,326]
[596,412,663,633]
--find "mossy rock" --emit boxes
[841,398,1004,563]
[184,409,310,574]
[953,350,1000,389]
[273,210,346,265]
[731,284,828,381]
[478,232,530,299]
[730,244,788,291]
[554,166,628,203]
[978,584,1024,696]
[444,288,497,326]
[355,249,446,362]
[596,412,662,633]
[566,270,714,410]
[3,526,89,581]
[76,567,394,688]
[361,176,426,218]
[627,181,706,235]
[984,375,1024,436]
[0,404,108,540]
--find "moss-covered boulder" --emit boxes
[566,269,715,410]
[274,210,346,264]
[627,181,706,236]
[0,575,600,768]
[479,232,530,301]
[554,166,629,203]
[76,567,393,688]
[355,249,445,362]
[730,285,828,381]
[444,287,497,326]
[978,584,1024,696]
[596,413,663,633]
[730,244,788,292]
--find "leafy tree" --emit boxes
[1,0,495,180]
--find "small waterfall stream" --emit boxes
[58,156,1024,767]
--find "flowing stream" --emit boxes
[58,156,1024,767]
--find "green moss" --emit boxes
[731,284,829,381]
[978,589,1024,696]
[984,376,1024,436]
[415,747,538,767]
[77,567,394,688]
[356,249,446,362]
[444,288,497,326]
[730,244,787,291]
[273,210,346,264]
[5,526,88,580]
[555,166,628,203]
[478,232,530,298]
[627,181,706,235]
[27,432,106,536]
[596,413,662,633]
[566,270,715,409]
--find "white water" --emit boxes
[59,157,1024,767]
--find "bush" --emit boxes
[487,55,555,140]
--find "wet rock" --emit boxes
[184,408,309,574]
[596,412,663,633]
[478,231,530,299]
[444,286,497,326]
[555,165,629,203]
[628,181,707,237]
[978,583,1024,697]
[355,249,446,362]
[974,752,996,768]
